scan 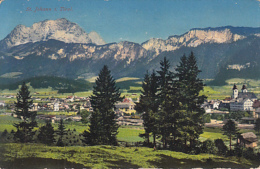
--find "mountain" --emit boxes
[141,26,260,55]
[0,19,259,85]
[0,39,151,80]
[0,18,105,51]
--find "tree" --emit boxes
[201,139,217,154]
[254,118,260,134]
[90,65,123,145]
[157,57,175,148]
[82,130,91,144]
[222,119,240,152]
[135,71,159,146]
[13,82,37,143]
[56,119,67,146]
[215,139,228,155]
[38,120,55,145]
[175,52,206,150]
[80,110,90,124]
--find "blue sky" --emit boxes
[0,0,259,43]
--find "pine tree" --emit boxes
[90,65,123,145]
[38,120,55,145]
[88,109,102,145]
[13,82,37,143]
[254,118,260,134]
[135,71,159,146]
[175,52,206,150]
[222,119,240,152]
[56,119,66,146]
[157,57,175,148]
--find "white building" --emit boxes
[54,102,59,111]
[0,101,5,107]
[30,103,39,111]
[230,98,254,111]
[230,84,257,112]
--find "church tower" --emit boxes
[232,84,238,99]
[242,84,247,93]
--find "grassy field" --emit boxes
[117,127,144,142]
[0,115,257,142]
[0,115,259,168]
[116,77,140,83]
[86,76,98,83]
[0,115,21,132]
[0,143,256,168]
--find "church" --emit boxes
[230,84,257,111]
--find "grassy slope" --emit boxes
[0,143,255,168]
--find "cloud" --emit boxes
[0,0,4,5]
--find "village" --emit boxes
[0,93,143,126]
[0,84,260,149]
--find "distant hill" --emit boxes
[0,76,92,93]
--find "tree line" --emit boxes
[135,52,206,152]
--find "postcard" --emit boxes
[0,0,259,168]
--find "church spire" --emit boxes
[232,84,238,99]
[242,84,247,93]
[233,84,237,90]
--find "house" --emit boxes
[219,97,232,110]
[230,84,257,111]
[208,100,220,109]
[47,103,53,110]
[201,101,212,113]
[0,101,5,107]
[230,98,254,111]
[54,102,59,111]
[252,100,260,118]
[238,132,258,148]
[115,98,136,114]
[66,96,74,102]
[30,103,39,111]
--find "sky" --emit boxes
[0,0,259,44]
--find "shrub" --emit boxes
[201,139,217,154]
[215,139,228,155]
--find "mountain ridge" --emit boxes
[0,18,259,84]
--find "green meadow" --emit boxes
[0,143,256,168]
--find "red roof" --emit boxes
[224,97,232,101]
[123,98,131,103]
[253,100,260,108]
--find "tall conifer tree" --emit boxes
[175,52,206,150]
[90,65,123,145]
[135,71,159,146]
[13,82,37,143]
[56,119,66,146]
[157,57,174,148]
[38,120,55,145]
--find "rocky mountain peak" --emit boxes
[142,27,259,55]
[0,18,105,51]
